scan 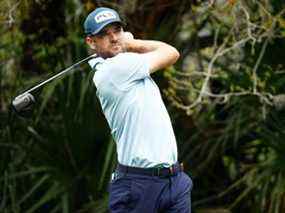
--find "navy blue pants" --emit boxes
[108,168,193,212]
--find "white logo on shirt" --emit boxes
[95,11,116,23]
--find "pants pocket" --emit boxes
[109,173,132,212]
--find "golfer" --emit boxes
[84,7,193,213]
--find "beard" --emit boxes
[97,42,126,59]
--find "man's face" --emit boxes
[86,23,126,58]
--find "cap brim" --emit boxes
[90,20,124,35]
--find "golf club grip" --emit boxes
[23,54,97,94]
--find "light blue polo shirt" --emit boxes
[89,52,178,168]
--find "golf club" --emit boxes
[12,54,97,114]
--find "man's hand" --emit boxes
[123,32,134,40]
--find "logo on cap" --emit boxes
[95,11,116,23]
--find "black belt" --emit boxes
[117,162,184,177]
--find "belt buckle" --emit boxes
[152,167,161,176]
[157,167,161,176]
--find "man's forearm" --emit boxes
[123,34,180,73]
[125,39,173,54]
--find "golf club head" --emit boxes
[12,93,35,116]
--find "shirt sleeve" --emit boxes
[108,52,150,90]
[88,57,105,70]
[89,57,107,88]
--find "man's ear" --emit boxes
[85,36,96,50]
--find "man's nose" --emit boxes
[109,32,119,42]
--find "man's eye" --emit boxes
[114,26,122,33]
[97,31,107,38]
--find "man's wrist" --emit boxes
[122,32,167,54]
[125,39,159,53]
[125,39,143,53]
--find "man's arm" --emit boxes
[123,34,180,74]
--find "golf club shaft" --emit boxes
[23,54,97,95]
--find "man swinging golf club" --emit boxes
[84,7,193,212]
